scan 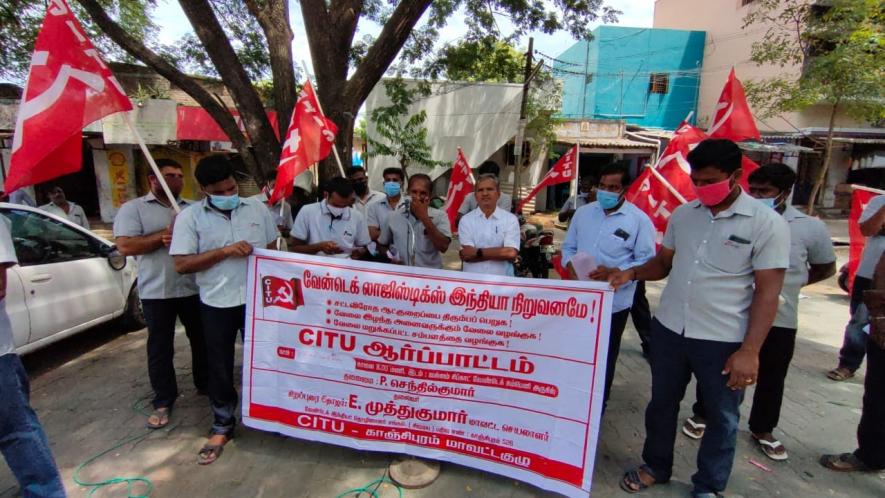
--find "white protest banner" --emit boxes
[243,250,612,497]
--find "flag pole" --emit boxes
[301,61,346,177]
[850,184,885,195]
[123,112,181,213]
[570,143,579,201]
[647,165,688,204]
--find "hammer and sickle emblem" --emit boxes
[273,282,294,305]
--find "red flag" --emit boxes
[848,189,877,292]
[268,81,338,205]
[443,149,474,232]
[6,0,133,193]
[626,167,688,247]
[518,145,578,212]
[707,68,761,143]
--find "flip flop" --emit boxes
[145,407,171,430]
[682,416,706,440]
[197,432,233,465]
[820,453,871,472]
[826,367,855,381]
[752,435,789,461]
[619,466,657,494]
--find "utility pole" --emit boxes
[581,39,590,119]
[512,37,534,203]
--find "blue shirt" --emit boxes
[169,196,278,308]
[561,200,656,312]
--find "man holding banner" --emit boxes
[170,155,278,465]
[609,139,788,497]
[561,163,655,408]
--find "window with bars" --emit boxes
[648,73,669,94]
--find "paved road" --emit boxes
[2,233,883,497]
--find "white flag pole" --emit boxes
[647,164,688,204]
[570,144,579,201]
[123,112,180,213]
[301,61,346,177]
[850,184,885,195]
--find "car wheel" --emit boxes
[121,285,146,331]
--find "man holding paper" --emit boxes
[561,163,656,407]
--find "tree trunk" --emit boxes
[178,0,281,182]
[245,0,297,137]
[807,101,839,215]
[75,0,262,178]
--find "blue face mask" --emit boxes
[383,181,401,198]
[210,194,240,210]
[596,189,622,210]
[758,195,783,210]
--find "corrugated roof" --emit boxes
[559,137,658,149]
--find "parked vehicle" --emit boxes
[515,216,556,278]
[0,203,143,354]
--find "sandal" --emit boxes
[820,453,871,472]
[197,433,233,465]
[145,407,171,430]
[682,416,706,440]
[620,465,657,494]
[752,434,788,461]
[826,367,855,382]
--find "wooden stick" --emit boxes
[123,112,180,213]
[647,165,688,204]
[300,62,346,177]
[850,184,885,195]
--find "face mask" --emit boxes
[383,181,401,198]
[327,204,346,217]
[596,190,622,210]
[210,194,240,210]
[693,176,734,207]
[353,182,368,196]
[757,194,784,210]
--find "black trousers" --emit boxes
[141,295,208,409]
[691,326,797,435]
[200,303,246,435]
[630,281,652,352]
[855,338,885,470]
[603,309,631,408]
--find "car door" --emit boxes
[5,265,30,349]
[0,208,125,343]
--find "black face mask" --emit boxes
[353,182,368,196]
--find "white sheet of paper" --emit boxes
[571,252,597,281]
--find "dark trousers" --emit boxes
[142,295,208,409]
[642,319,744,495]
[603,309,631,408]
[855,338,885,470]
[200,303,246,436]
[839,276,872,371]
[692,326,797,435]
[0,354,65,497]
[630,281,652,353]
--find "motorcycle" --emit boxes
[514,215,556,278]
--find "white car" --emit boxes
[0,202,144,354]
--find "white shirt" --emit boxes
[858,195,885,279]
[251,192,293,231]
[354,191,385,218]
[559,193,591,214]
[291,201,371,256]
[0,218,18,356]
[40,202,89,229]
[458,207,520,276]
[776,206,835,328]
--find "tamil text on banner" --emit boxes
[848,188,877,291]
[243,250,613,498]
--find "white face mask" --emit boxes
[327,204,346,217]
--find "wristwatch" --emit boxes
[476,248,484,261]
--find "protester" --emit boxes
[607,139,789,497]
[8,189,35,207]
[0,218,66,497]
[114,159,207,430]
[378,174,451,268]
[631,282,652,359]
[251,179,293,250]
[40,185,89,229]
[457,161,513,226]
[558,175,596,223]
[681,163,836,461]
[458,174,520,275]
[169,155,278,465]
[828,193,885,381]
[347,166,385,218]
[820,252,885,473]
[561,163,656,407]
[290,177,371,258]
[367,167,406,241]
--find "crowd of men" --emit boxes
[0,137,883,497]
